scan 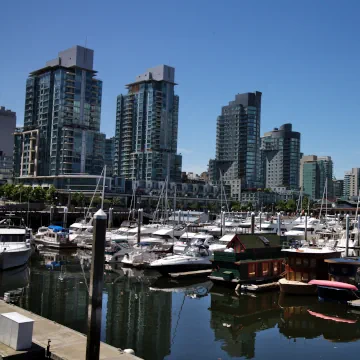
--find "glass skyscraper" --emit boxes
[14,46,105,179]
[113,65,182,182]
[300,155,333,199]
[208,91,262,196]
[261,123,301,190]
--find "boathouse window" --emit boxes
[295,272,302,281]
[273,262,278,275]
[303,258,309,267]
[248,263,256,277]
[310,259,316,268]
[289,257,295,265]
[302,273,309,281]
[289,271,295,280]
[262,262,269,276]
[296,258,301,266]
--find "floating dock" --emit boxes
[0,300,141,360]
[169,269,212,279]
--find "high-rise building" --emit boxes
[333,179,344,198]
[343,168,360,198]
[208,91,262,197]
[14,46,105,182]
[317,156,333,198]
[105,137,115,177]
[0,106,16,183]
[113,65,182,182]
[300,155,333,199]
[260,123,300,191]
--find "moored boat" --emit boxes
[0,218,32,270]
[279,247,342,295]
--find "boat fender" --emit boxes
[123,349,135,355]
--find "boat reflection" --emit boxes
[278,293,360,342]
[0,264,30,301]
[150,277,213,298]
[209,288,280,358]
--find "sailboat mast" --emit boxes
[325,177,328,219]
[101,165,106,210]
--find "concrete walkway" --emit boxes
[0,300,141,360]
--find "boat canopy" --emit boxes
[48,225,66,233]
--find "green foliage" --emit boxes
[188,202,200,210]
[247,201,253,211]
[93,196,102,206]
[71,192,85,207]
[31,186,46,202]
[46,185,57,205]
[111,197,122,206]
[286,199,296,212]
[275,200,287,212]
[231,202,242,212]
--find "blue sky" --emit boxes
[0,0,359,178]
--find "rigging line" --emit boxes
[171,294,186,346]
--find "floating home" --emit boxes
[209,234,286,284]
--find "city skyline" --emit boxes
[0,1,359,177]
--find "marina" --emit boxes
[1,250,360,359]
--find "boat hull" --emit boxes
[0,247,31,270]
[278,278,317,295]
[35,239,77,249]
[317,286,360,304]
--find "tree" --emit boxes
[286,199,296,212]
[46,185,57,205]
[231,202,242,212]
[31,186,46,202]
[2,184,15,199]
[189,202,200,211]
[247,201,253,211]
[275,200,287,212]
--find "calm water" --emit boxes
[1,250,360,360]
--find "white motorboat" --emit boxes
[0,222,31,270]
[35,226,77,249]
[150,245,213,275]
[284,218,326,241]
[174,232,214,254]
[111,224,161,246]
[121,241,173,267]
[106,240,133,263]
[337,228,360,249]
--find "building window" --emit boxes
[296,257,302,266]
[310,259,316,268]
[273,261,278,275]
[262,262,269,276]
[295,272,302,281]
[248,263,256,277]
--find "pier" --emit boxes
[0,300,140,360]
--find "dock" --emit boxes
[348,299,360,308]
[169,269,212,279]
[0,300,141,360]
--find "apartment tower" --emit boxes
[114,65,182,182]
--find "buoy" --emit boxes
[124,349,135,355]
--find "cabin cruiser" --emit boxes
[150,245,213,275]
[105,240,132,263]
[0,219,32,270]
[69,221,93,242]
[35,225,76,249]
[173,232,214,254]
[121,241,173,267]
[111,224,161,245]
[337,228,360,249]
[284,218,326,241]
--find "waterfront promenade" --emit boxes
[0,300,140,360]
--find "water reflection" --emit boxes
[278,294,360,342]
[0,265,30,298]
[209,288,280,358]
[1,248,360,360]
